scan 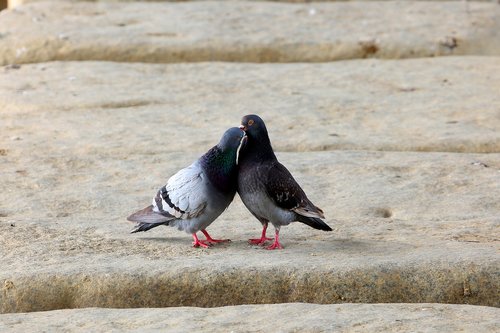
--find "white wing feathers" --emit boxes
[152,161,207,220]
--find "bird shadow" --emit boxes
[137,236,234,249]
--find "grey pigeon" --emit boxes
[237,115,332,250]
[127,127,247,248]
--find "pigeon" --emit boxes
[127,127,247,248]
[237,115,332,250]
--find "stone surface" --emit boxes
[10,0,497,6]
[1,304,499,332]
[0,0,498,329]
[1,58,500,153]
[1,1,499,65]
[0,60,499,313]
[1,148,499,312]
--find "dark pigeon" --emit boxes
[237,115,332,250]
[127,127,247,248]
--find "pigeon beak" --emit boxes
[239,125,246,131]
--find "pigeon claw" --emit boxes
[201,230,231,244]
[248,237,273,245]
[249,224,273,245]
[192,239,211,248]
[192,233,211,248]
[265,228,283,250]
[266,240,284,250]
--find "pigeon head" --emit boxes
[239,114,275,161]
[239,114,268,140]
[201,127,246,193]
[217,127,247,162]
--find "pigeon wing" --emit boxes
[153,161,208,220]
[264,162,325,219]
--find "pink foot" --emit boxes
[265,229,284,250]
[201,230,231,244]
[248,237,273,245]
[266,240,284,250]
[248,224,273,245]
[192,233,211,248]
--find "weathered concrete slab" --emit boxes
[0,61,499,313]
[1,304,499,332]
[1,144,499,312]
[10,0,497,7]
[1,1,499,65]
[1,58,499,153]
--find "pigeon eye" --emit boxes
[248,119,254,126]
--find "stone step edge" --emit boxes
[2,262,498,313]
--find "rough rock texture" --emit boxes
[0,0,499,329]
[11,0,498,5]
[1,304,499,332]
[1,61,499,313]
[1,149,499,312]
[1,58,499,153]
[1,1,500,65]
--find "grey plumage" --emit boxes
[237,115,332,250]
[127,127,246,248]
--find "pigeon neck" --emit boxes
[246,134,276,161]
[200,146,237,193]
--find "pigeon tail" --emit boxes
[296,215,332,231]
[130,221,170,233]
[292,205,325,219]
[127,205,173,233]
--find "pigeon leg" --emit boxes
[249,223,274,245]
[192,233,211,248]
[266,227,284,250]
[201,229,231,243]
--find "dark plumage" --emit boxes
[127,127,247,248]
[237,115,331,249]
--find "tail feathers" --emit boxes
[292,204,325,219]
[296,215,332,231]
[130,221,170,233]
[127,205,174,233]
